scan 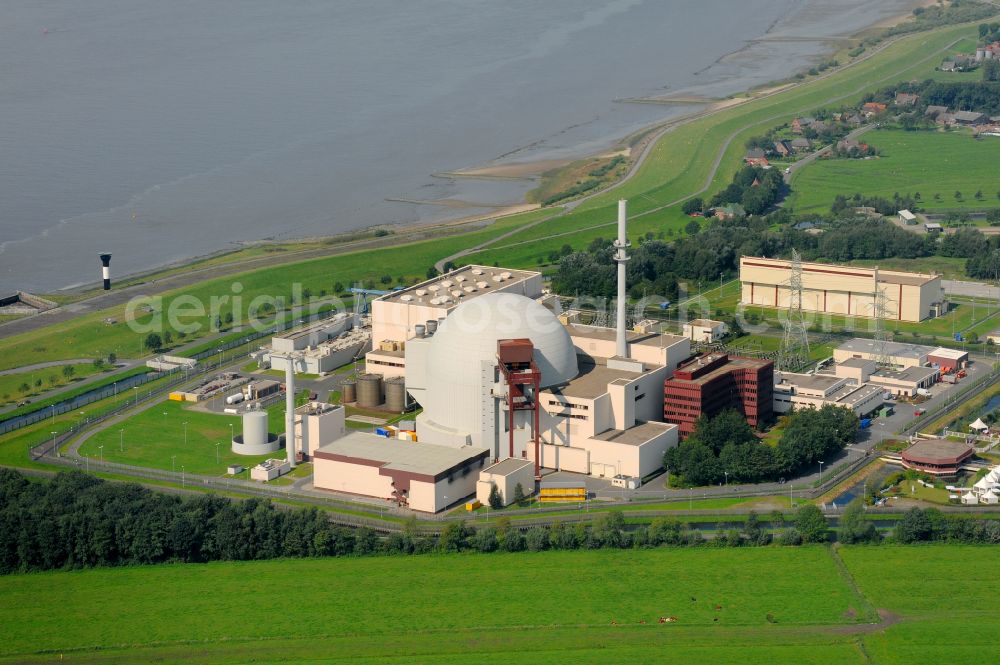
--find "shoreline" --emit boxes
[18,0,937,300]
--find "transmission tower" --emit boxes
[868,269,895,367]
[778,250,811,371]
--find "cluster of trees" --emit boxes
[551,209,803,301]
[0,470,353,574]
[664,406,859,487]
[816,217,930,261]
[831,192,918,217]
[708,165,786,216]
[894,506,1000,544]
[886,1,999,38]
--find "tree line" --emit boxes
[664,406,859,487]
[5,470,1000,575]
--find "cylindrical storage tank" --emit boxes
[341,381,357,404]
[357,373,383,408]
[243,410,268,447]
[425,319,438,335]
[414,324,426,338]
[385,378,407,413]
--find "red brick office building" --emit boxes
[663,354,774,437]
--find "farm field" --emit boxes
[788,128,1000,214]
[0,545,988,663]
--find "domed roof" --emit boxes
[427,291,577,386]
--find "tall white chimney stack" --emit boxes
[614,199,630,358]
[284,359,297,468]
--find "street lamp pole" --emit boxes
[183,421,188,447]
[51,431,58,458]
[119,428,124,453]
[216,442,221,464]
[98,445,104,464]
[172,455,176,473]
[182,466,185,487]
[819,461,824,482]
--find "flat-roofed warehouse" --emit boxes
[833,338,939,369]
[739,257,946,322]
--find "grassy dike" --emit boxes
[0,545,991,664]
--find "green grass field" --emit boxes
[0,362,106,406]
[0,545,989,663]
[77,399,275,476]
[788,128,1000,214]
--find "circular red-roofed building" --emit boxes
[901,438,974,477]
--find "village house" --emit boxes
[744,148,769,167]
[713,204,746,221]
[953,110,987,125]
[862,102,887,116]
[935,112,957,126]
[790,137,811,152]
[836,138,869,154]
[925,105,949,118]
[773,140,792,157]
[791,117,815,134]
[895,92,919,106]
[808,119,831,134]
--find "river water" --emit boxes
[0,0,921,293]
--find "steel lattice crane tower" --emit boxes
[868,269,895,367]
[777,250,810,371]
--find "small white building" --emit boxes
[898,209,917,225]
[476,458,536,507]
[250,458,291,482]
[682,318,728,343]
[293,401,346,459]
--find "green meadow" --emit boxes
[0,545,987,663]
[788,128,1000,214]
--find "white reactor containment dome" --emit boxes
[419,293,578,439]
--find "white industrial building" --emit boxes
[293,401,345,459]
[256,312,370,375]
[682,319,728,343]
[834,338,932,369]
[773,372,884,416]
[476,458,536,507]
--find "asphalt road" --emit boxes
[943,280,1000,300]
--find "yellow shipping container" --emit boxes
[466,500,482,511]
